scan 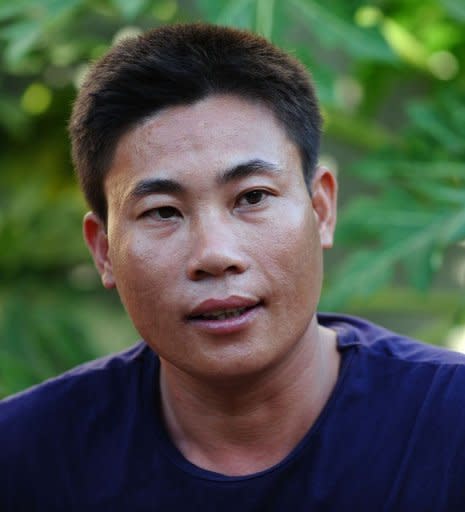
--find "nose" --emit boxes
[186,214,248,281]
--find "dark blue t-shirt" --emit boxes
[1,314,465,511]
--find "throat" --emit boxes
[159,324,340,476]
[178,436,296,477]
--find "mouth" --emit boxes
[186,297,263,334]
[189,305,254,321]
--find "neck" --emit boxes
[159,318,340,476]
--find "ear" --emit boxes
[83,212,116,289]
[310,166,338,249]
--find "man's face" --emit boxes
[85,94,336,381]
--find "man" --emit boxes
[1,23,465,511]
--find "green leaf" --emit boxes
[110,0,148,20]
[216,0,254,28]
[41,0,82,19]
[321,249,394,309]
[438,206,465,245]
[0,3,29,21]
[289,0,396,62]
[196,0,225,21]
[2,21,43,64]
[381,17,428,68]
[408,103,465,153]
[441,94,465,139]
[410,181,465,206]
[350,159,465,183]
[403,243,435,291]
[322,215,448,309]
[338,196,438,240]
[342,287,465,316]
[440,0,465,22]
[0,95,28,136]
[256,0,275,39]
[296,48,335,103]
[324,107,395,149]
[0,290,98,397]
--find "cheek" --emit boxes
[109,231,180,318]
[260,202,321,290]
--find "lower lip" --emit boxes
[187,305,262,335]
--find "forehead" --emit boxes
[105,94,300,196]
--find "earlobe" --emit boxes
[310,166,338,249]
[83,212,116,289]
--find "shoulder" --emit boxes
[319,312,465,432]
[319,314,465,466]
[0,342,156,507]
[319,312,465,411]
[319,312,465,366]
[0,341,151,455]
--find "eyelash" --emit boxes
[236,189,271,208]
[140,189,271,220]
[141,206,181,220]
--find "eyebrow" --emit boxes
[217,159,281,185]
[129,178,185,200]
[129,159,280,200]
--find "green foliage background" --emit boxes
[1,0,465,397]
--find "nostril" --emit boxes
[187,243,248,280]
[192,268,211,280]
[190,263,244,281]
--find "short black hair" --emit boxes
[69,23,322,221]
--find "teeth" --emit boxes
[200,307,247,320]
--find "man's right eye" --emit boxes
[143,206,181,220]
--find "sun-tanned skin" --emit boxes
[84,94,339,476]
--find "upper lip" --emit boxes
[188,296,260,318]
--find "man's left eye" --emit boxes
[238,190,268,206]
